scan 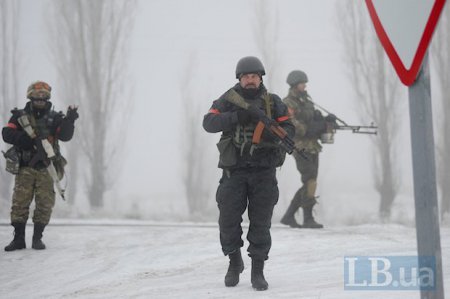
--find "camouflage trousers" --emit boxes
[10,167,55,225]
[291,151,319,208]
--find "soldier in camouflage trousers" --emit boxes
[280,71,336,229]
[2,81,78,251]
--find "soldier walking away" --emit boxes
[2,81,78,251]
[280,70,336,229]
[203,56,294,291]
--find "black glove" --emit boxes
[325,114,337,123]
[313,109,324,121]
[325,114,338,129]
[248,106,265,123]
[236,110,252,125]
[305,120,327,137]
[16,132,34,150]
[66,106,79,122]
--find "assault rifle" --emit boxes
[224,89,308,160]
[17,114,66,200]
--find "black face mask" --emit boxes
[298,90,308,98]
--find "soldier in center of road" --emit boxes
[203,56,294,291]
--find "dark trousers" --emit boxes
[216,167,278,260]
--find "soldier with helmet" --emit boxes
[2,81,78,251]
[280,70,336,229]
[203,56,294,291]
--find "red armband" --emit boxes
[6,123,17,129]
[276,115,289,122]
[208,108,220,114]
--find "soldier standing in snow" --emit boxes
[2,81,78,251]
[280,70,336,229]
[203,56,294,291]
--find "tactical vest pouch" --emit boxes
[53,153,67,180]
[217,135,237,167]
[2,147,21,175]
[274,148,287,168]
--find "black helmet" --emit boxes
[286,70,308,86]
[235,56,265,79]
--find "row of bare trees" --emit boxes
[48,0,136,209]
[337,0,450,221]
[0,0,20,212]
[336,1,403,221]
[180,53,214,220]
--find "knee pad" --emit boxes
[305,179,317,199]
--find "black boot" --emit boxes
[303,206,323,229]
[280,201,302,228]
[32,223,46,250]
[224,249,244,287]
[251,258,268,291]
[4,222,26,252]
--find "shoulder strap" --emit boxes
[263,93,272,119]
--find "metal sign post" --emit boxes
[408,52,444,299]
[365,1,446,298]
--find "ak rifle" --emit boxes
[224,89,308,159]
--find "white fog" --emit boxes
[1,0,449,298]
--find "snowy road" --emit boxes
[0,221,449,299]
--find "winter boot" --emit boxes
[303,206,323,229]
[4,222,26,252]
[224,249,244,287]
[32,223,46,250]
[251,258,268,291]
[280,201,302,228]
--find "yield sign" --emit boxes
[365,0,446,85]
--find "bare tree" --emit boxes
[336,1,403,220]
[252,0,280,90]
[49,0,136,209]
[180,53,213,220]
[431,7,450,218]
[0,0,20,210]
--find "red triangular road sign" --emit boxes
[365,0,446,86]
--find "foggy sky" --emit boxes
[11,0,430,223]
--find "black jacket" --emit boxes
[203,83,294,169]
[2,101,75,168]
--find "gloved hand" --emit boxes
[66,106,79,122]
[236,110,252,125]
[305,120,327,138]
[248,106,265,123]
[16,132,34,150]
[325,114,337,123]
[313,109,324,121]
[325,114,338,129]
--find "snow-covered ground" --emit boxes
[0,220,448,299]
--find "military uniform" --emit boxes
[204,57,294,291]
[204,83,293,259]
[2,81,77,251]
[284,89,321,209]
[280,70,332,229]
